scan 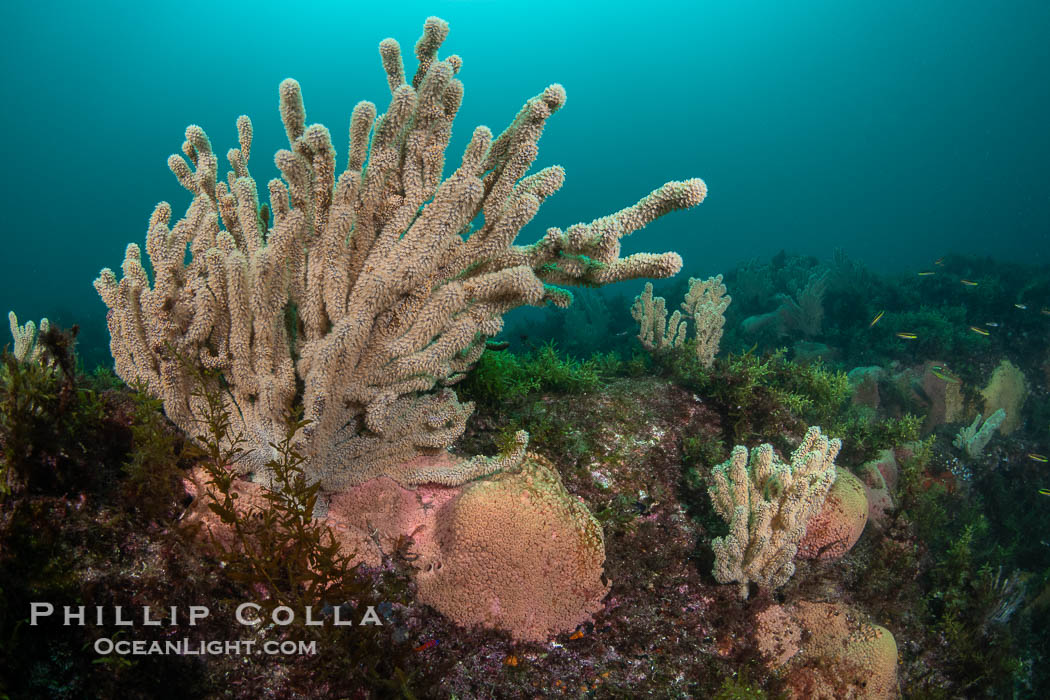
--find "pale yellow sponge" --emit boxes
[980,359,1027,434]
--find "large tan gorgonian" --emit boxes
[95,17,706,491]
[708,427,840,598]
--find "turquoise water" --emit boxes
[2,0,1048,365]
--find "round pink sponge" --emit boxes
[414,453,610,642]
[798,468,868,559]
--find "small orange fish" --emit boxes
[504,654,519,667]
[569,629,585,640]
[896,332,918,340]
[917,271,936,276]
[969,326,990,336]
[414,639,439,652]
[869,310,885,328]
[960,279,978,286]
[1029,453,1049,463]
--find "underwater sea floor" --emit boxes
[0,364,1044,698]
[3,253,1050,698]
